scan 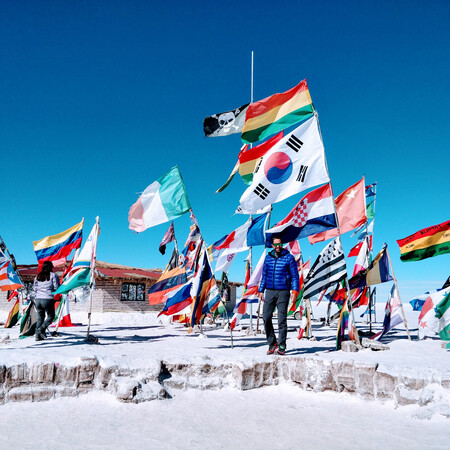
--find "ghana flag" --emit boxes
[241,79,314,144]
[397,220,450,262]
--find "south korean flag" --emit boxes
[238,115,329,214]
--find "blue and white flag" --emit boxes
[238,116,330,214]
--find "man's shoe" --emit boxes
[276,346,286,356]
[267,343,278,355]
[35,334,44,341]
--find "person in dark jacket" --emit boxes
[258,237,299,355]
[33,261,60,341]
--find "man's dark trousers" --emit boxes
[263,289,290,348]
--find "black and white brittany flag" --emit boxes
[303,237,348,299]
[237,116,329,214]
[203,103,249,137]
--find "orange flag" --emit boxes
[308,177,367,244]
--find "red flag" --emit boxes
[308,178,367,244]
[348,235,373,257]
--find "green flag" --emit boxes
[54,268,91,295]
[366,201,374,219]
[436,292,450,341]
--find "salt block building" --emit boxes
[0,261,239,314]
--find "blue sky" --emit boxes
[1,1,449,303]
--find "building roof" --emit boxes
[17,261,162,282]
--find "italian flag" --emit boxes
[397,220,450,262]
[241,79,314,144]
[436,291,450,342]
[128,166,191,232]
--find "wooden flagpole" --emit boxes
[386,247,412,340]
[313,110,360,346]
[86,217,100,343]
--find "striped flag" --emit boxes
[148,266,187,305]
[303,238,347,299]
[0,261,23,292]
[241,80,314,144]
[349,244,393,290]
[128,166,191,232]
[4,297,20,328]
[397,220,450,262]
[33,219,84,267]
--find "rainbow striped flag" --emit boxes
[241,80,314,144]
[397,220,450,262]
[33,219,84,267]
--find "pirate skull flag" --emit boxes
[203,103,249,137]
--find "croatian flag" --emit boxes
[265,183,336,244]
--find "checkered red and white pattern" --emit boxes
[292,199,308,227]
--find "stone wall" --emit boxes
[1,356,449,417]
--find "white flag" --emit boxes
[73,221,99,270]
[238,116,329,214]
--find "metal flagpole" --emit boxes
[386,247,412,340]
[86,217,100,343]
[313,110,361,346]
[297,240,312,338]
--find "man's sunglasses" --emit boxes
[272,243,283,247]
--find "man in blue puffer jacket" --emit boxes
[258,236,299,355]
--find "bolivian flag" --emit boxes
[4,298,20,328]
[397,220,450,262]
[241,79,314,144]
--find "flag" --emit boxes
[19,302,37,338]
[0,261,23,292]
[366,201,375,219]
[128,166,191,232]
[189,250,214,328]
[54,295,75,327]
[0,248,8,265]
[356,287,370,307]
[308,177,367,244]
[418,293,439,340]
[239,116,330,214]
[159,221,175,255]
[216,133,284,193]
[396,220,450,262]
[158,282,193,317]
[352,238,369,276]
[265,183,336,244]
[247,213,268,247]
[336,299,350,350]
[372,285,403,340]
[288,273,304,316]
[215,251,236,274]
[148,266,187,305]
[348,235,373,257]
[54,268,90,295]
[180,225,203,273]
[33,219,84,267]
[203,103,249,137]
[365,183,377,197]
[164,247,179,273]
[349,244,393,290]
[436,291,450,341]
[4,298,20,328]
[241,79,314,144]
[354,221,374,242]
[72,221,100,270]
[303,238,347,299]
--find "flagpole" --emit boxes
[297,240,312,338]
[256,205,271,334]
[86,216,100,343]
[386,248,411,340]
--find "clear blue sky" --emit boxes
[1,1,449,303]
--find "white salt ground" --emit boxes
[0,384,448,450]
